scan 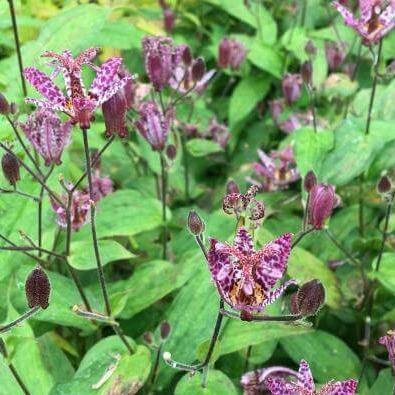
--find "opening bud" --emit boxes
[301,61,313,85]
[291,279,325,316]
[308,183,335,229]
[226,179,240,195]
[0,93,10,115]
[2,152,20,186]
[304,170,317,192]
[160,320,171,340]
[187,210,205,235]
[25,265,51,309]
[191,58,206,82]
[377,175,392,194]
[182,46,192,66]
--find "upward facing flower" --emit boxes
[24,48,131,129]
[207,227,295,313]
[332,0,395,45]
[265,359,357,395]
[19,108,71,166]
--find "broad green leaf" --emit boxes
[69,240,135,271]
[371,253,395,294]
[186,139,223,157]
[175,370,238,395]
[280,330,361,382]
[293,127,334,177]
[73,190,168,240]
[322,73,358,100]
[368,368,393,395]
[248,41,283,78]
[228,76,270,127]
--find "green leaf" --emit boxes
[248,41,283,78]
[368,368,393,394]
[175,370,238,395]
[228,76,270,127]
[293,127,334,177]
[69,240,135,271]
[186,139,223,157]
[322,73,358,100]
[74,190,168,240]
[280,330,361,382]
[371,253,395,294]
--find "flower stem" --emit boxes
[0,188,38,201]
[81,128,133,355]
[149,343,163,388]
[6,0,27,97]
[0,339,30,395]
[291,227,315,249]
[159,153,168,260]
[0,306,40,335]
[220,308,303,322]
[181,135,190,202]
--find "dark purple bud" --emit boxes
[240,311,253,321]
[163,8,175,33]
[181,46,192,66]
[304,40,317,57]
[292,279,325,316]
[143,331,154,345]
[325,41,346,72]
[0,93,9,115]
[25,266,51,309]
[268,99,284,123]
[304,170,317,192]
[301,61,313,85]
[191,58,206,82]
[282,74,303,105]
[160,321,171,340]
[2,152,20,186]
[226,179,240,195]
[187,210,205,235]
[308,183,335,229]
[377,175,392,194]
[166,144,177,160]
[218,38,231,68]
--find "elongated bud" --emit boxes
[305,40,317,57]
[182,46,192,66]
[188,210,205,235]
[25,266,51,309]
[301,61,312,85]
[226,179,240,195]
[2,152,20,186]
[191,58,206,82]
[304,170,317,192]
[308,183,335,229]
[377,175,392,194]
[291,279,325,316]
[163,8,175,33]
[166,144,177,160]
[160,321,171,340]
[282,74,303,105]
[0,93,10,115]
[143,331,154,345]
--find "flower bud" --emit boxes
[181,46,192,66]
[218,38,231,68]
[308,183,335,229]
[166,144,177,160]
[268,99,284,122]
[291,279,325,316]
[304,170,317,192]
[377,175,392,194]
[143,331,154,345]
[191,58,206,82]
[188,210,205,235]
[163,8,175,33]
[25,266,51,309]
[282,74,303,105]
[304,40,317,57]
[301,61,312,85]
[2,152,20,186]
[160,321,171,340]
[325,41,346,72]
[0,93,10,115]
[226,179,240,195]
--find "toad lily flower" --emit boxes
[265,359,357,395]
[379,329,395,373]
[19,108,71,166]
[23,48,131,129]
[332,0,395,45]
[207,227,295,313]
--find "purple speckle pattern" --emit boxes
[19,109,71,166]
[379,330,395,372]
[320,379,358,395]
[207,227,294,312]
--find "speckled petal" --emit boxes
[319,379,357,395]
[298,360,315,392]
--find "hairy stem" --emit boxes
[0,306,40,335]
[160,153,168,260]
[291,227,315,249]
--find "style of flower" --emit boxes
[19,108,71,166]
[207,227,295,313]
[379,329,395,373]
[249,146,300,191]
[135,101,173,151]
[332,0,395,45]
[23,48,131,129]
[265,359,357,395]
[218,38,248,70]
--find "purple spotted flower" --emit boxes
[249,146,300,192]
[142,36,183,91]
[135,101,173,151]
[379,330,395,373]
[265,360,357,395]
[332,0,395,45]
[23,48,131,129]
[19,108,71,166]
[207,227,295,313]
[218,38,248,70]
